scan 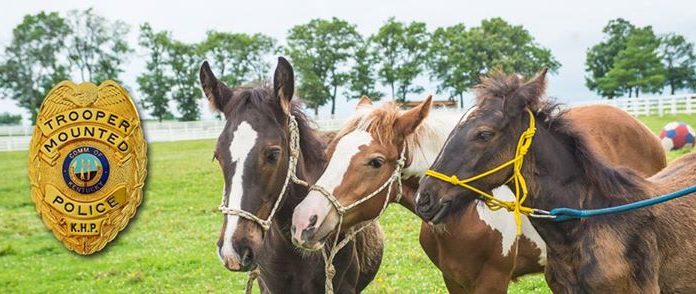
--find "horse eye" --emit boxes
[367,158,383,169]
[265,148,281,163]
[477,131,495,141]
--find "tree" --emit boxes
[597,27,665,97]
[286,18,361,116]
[371,18,429,101]
[585,19,636,98]
[428,19,560,108]
[167,41,202,121]
[137,23,173,122]
[0,112,22,125]
[428,24,471,108]
[0,12,71,123]
[296,70,330,116]
[200,31,277,86]
[660,33,696,94]
[66,8,131,83]
[467,18,560,77]
[346,43,382,101]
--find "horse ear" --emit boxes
[200,61,231,113]
[273,57,294,116]
[395,95,433,136]
[504,68,547,116]
[356,95,373,109]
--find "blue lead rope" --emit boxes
[549,185,696,222]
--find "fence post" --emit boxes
[687,95,693,115]
[658,98,664,116]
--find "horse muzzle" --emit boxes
[291,191,338,250]
[416,190,452,225]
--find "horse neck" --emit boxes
[523,123,648,214]
[402,111,460,180]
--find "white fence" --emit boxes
[572,93,696,116]
[1,94,694,152]
[0,118,345,152]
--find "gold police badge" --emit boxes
[28,80,147,255]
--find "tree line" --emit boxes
[0,10,693,124]
[586,18,696,98]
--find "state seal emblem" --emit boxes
[28,80,147,255]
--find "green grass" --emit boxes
[1,115,694,293]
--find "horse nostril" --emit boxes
[239,245,254,268]
[301,226,316,242]
[308,214,317,227]
[417,192,432,208]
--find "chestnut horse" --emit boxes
[418,69,696,292]
[292,91,665,292]
[202,57,383,293]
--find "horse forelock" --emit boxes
[336,102,455,173]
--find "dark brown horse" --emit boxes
[201,57,383,293]
[418,69,696,292]
[291,92,665,292]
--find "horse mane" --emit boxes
[476,70,649,202]
[552,117,649,202]
[226,84,326,168]
[474,70,545,112]
[337,102,402,145]
[336,102,445,164]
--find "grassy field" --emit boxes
[0,115,694,293]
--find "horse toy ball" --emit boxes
[659,122,695,151]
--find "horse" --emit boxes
[201,57,383,293]
[417,69,696,293]
[291,90,665,292]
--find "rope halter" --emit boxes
[310,146,406,294]
[424,108,548,236]
[218,114,308,231]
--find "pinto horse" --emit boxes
[202,57,383,293]
[418,69,696,292]
[292,91,665,292]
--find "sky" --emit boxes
[1,0,696,123]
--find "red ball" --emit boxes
[659,122,695,151]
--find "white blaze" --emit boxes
[219,121,258,263]
[298,130,373,221]
[316,130,373,192]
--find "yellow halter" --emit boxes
[424,108,537,235]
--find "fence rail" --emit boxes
[1,94,694,152]
[0,118,345,152]
[572,94,696,116]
